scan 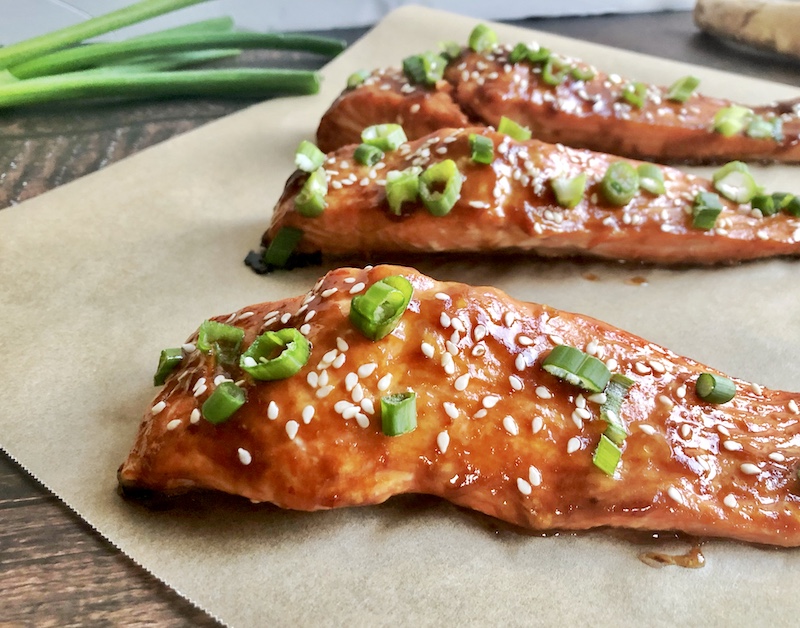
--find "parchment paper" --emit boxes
[2,6,800,626]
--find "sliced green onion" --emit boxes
[469,133,494,164]
[637,163,666,196]
[712,161,761,204]
[600,373,634,446]
[295,167,328,217]
[713,105,752,137]
[153,347,182,386]
[751,194,777,217]
[692,191,724,230]
[593,434,622,476]
[746,115,783,141]
[202,381,246,424]
[468,24,497,53]
[347,69,370,89]
[354,143,384,167]
[197,320,244,368]
[240,328,310,381]
[542,345,612,393]
[380,391,417,436]
[402,51,447,86]
[294,140,325,173]
[361,123,407,152]
[621,81,647,108]
[439,40,462,61]
[666,75,700,103]
[385,167,421,215]
[551,173,587,209]
[771,192,794,211]
[570,64,596,81]
[782,196,800,217]
[350,275,414,341]
[497,116,531,141]
[695,373,736,404]
[419,159,463,216]
[527,46,550,64]
[601,161,639,206]
[262,226,303,268]
[542,57,568,86]
[509,43,530,64]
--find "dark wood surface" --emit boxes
[3,11,800,627]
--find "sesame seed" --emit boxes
[435,292,449,301]
[421,342,435,358]
[567,437,581,454]
[332,353,346,369]
[307,371,319,388]
[575,394,586,410]
[360,398,375,414]
[454,374,470,391]
[650,360,666,373]
[152,401,167,414]
[345,372,358,391]
[585,339,599,355]
[410,103,421,113]
[473,409,488,419]
[342,406,359,420]
[451,318,465,333]
[349,282,366,294]
[532,417,543,433]
[605,358,619,371]
[517,478,533,496]
[286,420,299,440]
[473,324,487,341]
[334,400,351,414]
[723,494,737,508]
[634,362,651,374]
[442,353,456,375]
[789,400,800,414]
[528,465,542,487]
[680,424,691,439]
[343,277,355,283]
[446,340,459,356]
[166,418,181,431]
[658,395,674,409]
[322,349,337,364]
[443,402,459,419]
[509,375,523,391]
[639,424,656,435]
[356,413,370,428]
[377,374,392,391]
[301,405,315,424]
[440,312,451,328]
[667,487,683,504]
[515,354,527,371]
[503,415,519,435]
[471,344,487,357]
[224,312,237,324]
[549,335,564,345]
[517,335,534,346]
[242,356,258,368]
[299,324,311,335]
[358,363,378,378]
[750,382,763,395]
[587,392,606,404]
[316,385,333,398]
[182,343,196,353]
[193,385,207,398]
[535,386,552,399]
[238,448,252,465]
[280,312,291,324]
[267,400,279,420]
[723,440,743,451]
[503,312,516,327]
[321,287,338,298]
[437,431,450,453]
[190,408,201,424]
[575,407,591,420]
[352,383,365,403]
[571,411,584,430]
[769,452,786,462]
[336,337,349,352]
[483,395,500,409]
[740,463,760,476]
[676,385,686,399]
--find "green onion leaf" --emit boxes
[295,167,328,217]
[380,391,417,436]
[600,373,634,446]
[240,328,310,381]
[542,345,612,393]
[294,140,325,173]
[354,143,384,167]
[527,46,551,64]
[385,167,421,215]
[666,75,700,103]
[402,51,448,86]
[570,64,596,81]
[153,347,183,386]
[692,191,724,230]
[361,123,407,152]
[542,57,568,86]
[509,43,531,64]
[347,69,370,89]
[350,275,414,341]
[263,226,304,268]
[419,159,463,216]
[202,381,246,424]
[469,133,494,164]
[637,163,666,196]
[593,434,622,476]
[713,105,752,137]
[751,194,777,217]
[550,173,587,209]
[197,320,244,368]
[695,372,736,404]
[497,116,531,141]
[439,41,462,61]
[601,161,640,206]
[746,115,783,141]
[782,196,800,217]
[468,24,497,53]
[712,161,761,204]
[621,81,647,108]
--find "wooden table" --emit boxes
[2,11,799,626]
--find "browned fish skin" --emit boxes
[270,127,800,265]
[316,46,800,163]
[119,265,800,546]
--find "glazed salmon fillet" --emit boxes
[317,43,800,164]
[267,127,800,265]
[119,265,800,547]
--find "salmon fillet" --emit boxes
[267,127,800,265]
[119,265,800,547]
[317,46,800,164]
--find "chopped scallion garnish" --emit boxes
[385,167,421,214]
[695,372,736,404]
[361,123,407,152]
[197,320,244,367]
[153,347,182,386]
[601,161,639,206]
[550,173,587,209]
[712,161,761,204]
[621,81,647,108]
[692,191,724,230]
[402,51,447,86]
[746,115,783,141]
[262,226,304,268]
[666,75,700,103]
[439,41,462,61]
[240,328,310,381]
[527,46,550,64]
[509,43,530,64]
[354,143,384,167]
[637,163,666,196]
[202,381,246,424]
[751,194,777,216]
[350,275,414,341]
[713,105,752,137]
[542,345,611,393]
[570,64,596,81]
[600,373,634,446]
[294,140,325,173]
[497,116,531,141]
[542,57,568,86]
[347,69,370,89]
[592,434,622,476]
[295,167,328,217]
[380,391,417,436]
[468,24,497,53]
[782,195,800,217]
[419,159,463,216]
[468,133,494,164]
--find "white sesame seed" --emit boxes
[182,343,196,353]
[450,330,460,345]
[440,312,451,328]
[517,335,534,346]
[421,342,435,358]
[437,431,450,453]
[473,324,487,341]
[358,363,378,378]
[575,407,591,420]
[503,312,516,327]
[352,383,365,403]
[442,353,456,375]
[723,440,743,451]
[788,399,800,414]
[192,377,206,392]
[152,401,167,414]
[224,313,237,324]
[650,360,666,373]
[639,424,656,435]
[434,292,449,301]
[503,415,519,435]
[723,494,738,508]
[286,420,299,440]
[658,395,674,409]
[574,394,586,409]
[189,408,201,424]
[587,392,606,404]
[336,337,349,352]
[242,356,258,368]
[571,411,584,430]
[517,478,532,496]
[321,287,338,298]
[454,374,470,391]
[342,406,359,420]
[322,349,338,364]
[717,424,731,437]
[549,334,565,345]
[585,339,599,355]
[473,409,488,419]
[527,465,542,487]
[634,362,651,374]
[740,463,760,476]
[238,448,252,465]
[443,402,459,419]
[680,424,691,439]
[446,340,459,356]
[266,400,279,420]
[605,358,619,371]
[471,343,487,357]
[344,372,358,392]
[483,395,500,409]
[769,452,786,462]
[567,437,581,454]
[515,354,527,371]
[332,353,346,369]
[377,374,392,391]
[667,487,683,504]
[410,103,421,114]
[307,371,319,388]
[676,385,686,399]
[509,375,523,391]
[532,417,543,433]
[349,282,366,294]
[356,413,370,428]
[360,398,375,414]
[334,400,351,414]
[316,385,334,398]
[450,319,464,334]
[280,312,291,324]
[750,382,763,395]
[193,385,207,398]
[343,277,355,283]
[535,386,552,399]
[299,324,311,335]
[166,418,181,431]
[301,405,315,424]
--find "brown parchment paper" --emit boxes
[2,6,800,626]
